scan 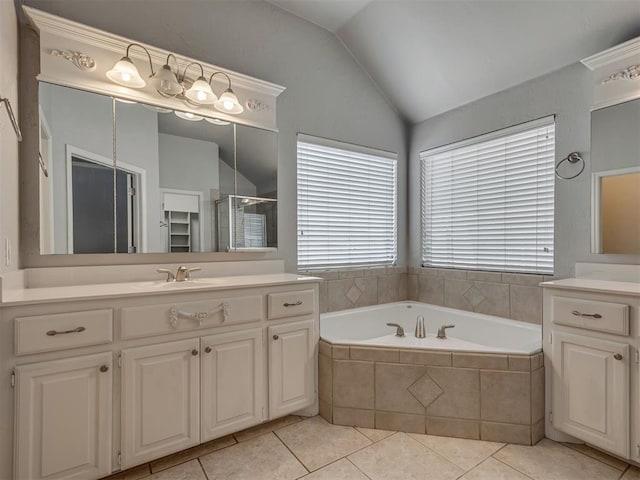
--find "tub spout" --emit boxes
[386,323,405,337]
[437,324,455,339]
[415,315,425,338]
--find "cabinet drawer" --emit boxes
[121,295,264,339]
[551,296,629,335]
[15,309,113,355]
[268,290,315,320]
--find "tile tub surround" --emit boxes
[318,340,545,445]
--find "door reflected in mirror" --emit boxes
[38,82,278,254]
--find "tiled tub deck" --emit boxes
[318,340,545,445]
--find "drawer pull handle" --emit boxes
[169,303,230,328]
[284,301,302,307]
[273,334,279,340]
[614,353,623,361]
[205,346,212,353]
[99,365,109,373]
[191,349,199,356]
[46,326,86,336]
[571,310,602,319]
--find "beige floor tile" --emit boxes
[300,458,370,480]
[460,458,531,479]
[409,433,504,470]
[622,466,640,479]
[148,460,206,480]
[276,416,371,471]
[199,432,307,480]
[562,442,628,471]
[356,427,396,442]
[149,435,236,472]
[233,415,302,442]
[494,438,621,480]
[348,432,464,480]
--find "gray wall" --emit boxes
[410,62,640,278]
[20,0,408,272]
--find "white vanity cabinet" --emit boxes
[2,275,320,480]
[543,279,639,462]
[120,338,201,468]
[14,352,113,480]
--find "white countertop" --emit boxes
[540,277,640,297]
[0,273,322,307]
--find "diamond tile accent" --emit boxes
[463,286,486,308]
[408,374,443,408]
[345,284,363,304]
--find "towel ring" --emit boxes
[555,152,584,180]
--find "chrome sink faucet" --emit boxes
[157,266,202,282]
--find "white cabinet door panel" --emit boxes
[121,339,200,469]
[201,328,264,441]
[269,320,314,418]
[552,331,629,457]
[15,352,112,480]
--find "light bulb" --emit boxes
[106,56,146,88]
[122,72,131,82]
[197,90,207,101]
[223,100,234,110]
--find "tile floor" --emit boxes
[105,415,640,480]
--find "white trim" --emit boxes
[582,35,640,70]
[591,166,640,253]
[421,115,556,157]
[297,133,398,160]
[65,145,147,253]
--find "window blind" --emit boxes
[420,117,555,274]
[297,134,397,270]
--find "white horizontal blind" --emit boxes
[421,118,555,274]
[297,135,397,270]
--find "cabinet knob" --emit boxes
[205,346,212,353]
[99,365,109,373]
[191,349,199,356]
[273,334,279,340]
[613,353,623,361]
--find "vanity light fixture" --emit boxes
[106,43,244,115]
[174,110,203,121]
[205,117,231,126]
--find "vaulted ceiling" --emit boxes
[269,1,640,124]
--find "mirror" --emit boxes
[38,82,278,254]
[590,98,640,254]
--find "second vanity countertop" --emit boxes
[0,273,322,307]
[540,277,640,297]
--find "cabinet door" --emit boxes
[552,331,629,456]
[268,319,315,418]
[15,352,112,480]
[201,328,264,441]
[121,339,200,469]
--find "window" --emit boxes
[297,134,397,270]
[420,117,555,274]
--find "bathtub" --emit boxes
[318,301,545,444]
[321,301,541,355]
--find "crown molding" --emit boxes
[582,35,640,71]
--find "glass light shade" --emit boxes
[174,111,203,121]
[205,117,231,126]
[106,57,146,88]
[184,76,217,104]
[143,104,173,113]
[214,88,244,114]
[153,65,182,95]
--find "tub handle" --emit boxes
[437,324,455,339]
[386,323,405,337]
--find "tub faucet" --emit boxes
[437,324,455,339]
[386,323,405,337]
[415,315,425,338]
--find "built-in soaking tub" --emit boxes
[318,301,545,445]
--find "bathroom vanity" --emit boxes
[542,264,640,464]
[0,265,321,479]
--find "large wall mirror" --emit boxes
[590,98,640,254]
[38,82,277,255]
